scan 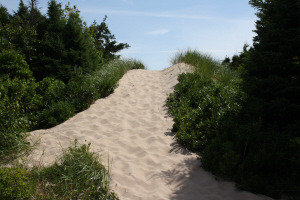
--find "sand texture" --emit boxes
[29,63,273,200]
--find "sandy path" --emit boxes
[29,63,273,200]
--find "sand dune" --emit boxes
[29,63,273,200]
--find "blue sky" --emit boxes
[3,0,257,70]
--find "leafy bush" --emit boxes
[0,49,39,159]
[0,78,33,159]
[0,167,37,199]
[168,48,300,198]
[38,101,75,129]
[0,50,33,80]
[166,71,243,152]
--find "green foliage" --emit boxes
[39,139,119,199]
[222,44,252,71]
[0,77,35,158]
[90,58,146,97]
[0,49,38,159]
[38,101,75,129]
[31,58,146,130]
[0,2,139,199]
[0,140,119,199]
[166,70,243,152]
[88,16,130,62]
[1,14,37,61]
[170,49,218,80]
[0,49,33,80]
[36,77,66,104]
[32,1,100,82]
[0,4,11,26]
[13,0,29,21]
[167,0,300,197]
[231,0,300,197]
[0,167,37,199]
[167,44,300,198]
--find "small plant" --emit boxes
[0,166,37,199]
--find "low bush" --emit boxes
[0,167,37,199]
[0,49,39,160]
[166,71,243,152]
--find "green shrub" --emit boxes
[0,49,39,159]
[167,49,300,198]
[36,77,66,104]
[0,50,33,80]
[38,101,75,129]
[166,71,243,152]
[0,167,37,199]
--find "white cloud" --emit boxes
[147,29,170,36]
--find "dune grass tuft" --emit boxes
[170,49,238,85]
[0,139,119,200]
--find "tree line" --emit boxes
[168,0,300,198]
[0,0,136,159]
[210,0,300,197]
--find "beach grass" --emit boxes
[170,49,238,85]
[0,139,119,199]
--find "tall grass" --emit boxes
[170,49,218,79]
[0,139,119,199]
[170,49,238,85]
[90,58,147,98]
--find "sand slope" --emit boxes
[29,63,273,200]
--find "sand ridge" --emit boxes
[29,63,273,200]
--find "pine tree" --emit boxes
[244,0,300,128]
[32,1,99,82]
[13,0,29,22]
[0,4,11,26]
[89,16,130,62]
[236,0,300,197]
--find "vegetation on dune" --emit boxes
[167,0,300,198]
[1,0,299,199]
[1,0,145,198]
[0,139,119,199]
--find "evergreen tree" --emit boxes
[89,16,130,62]
[236,0,300,197]
[28,0,41,27]
[222,44,251,71]
[202,1,300,198]
[32,1,99,82]
[244,0,300,129]
[13,0,29,22]
[0,4,11,26]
